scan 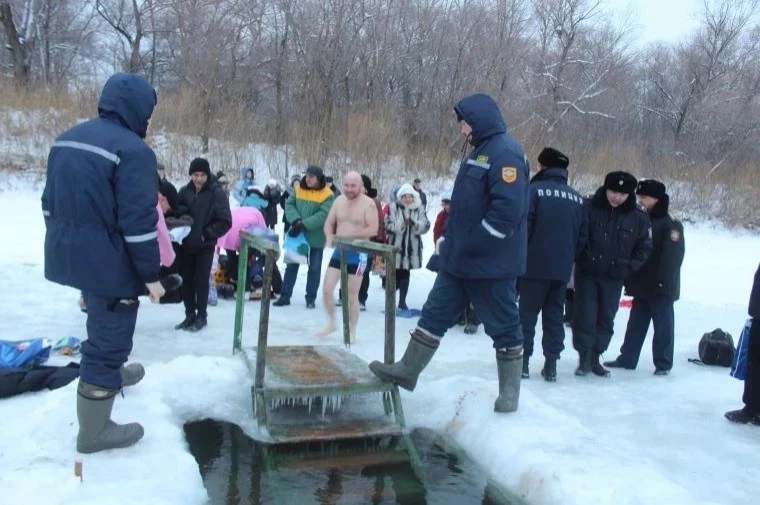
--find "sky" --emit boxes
[605,0,704,45]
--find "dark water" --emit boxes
[184,419,524,505]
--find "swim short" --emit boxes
[329,248,368,276]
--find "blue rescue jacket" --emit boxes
[523,167,587,282]
[42,73,160,298]
[438,94,530,279]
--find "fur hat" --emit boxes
[604,171,637,195]
[395,183,420,208]
[538,147,569,169]
[189,157,210,176]
[636,179,667,200]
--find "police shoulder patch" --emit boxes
[670,229,681,242]
[501,166,517,183]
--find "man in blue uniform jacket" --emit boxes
[519,148,587,382]
[370,93,530,413]
[42,73,165,453]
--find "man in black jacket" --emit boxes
[519,148,587,382]
[572,171,652,377]
[725,264,760,425]
[605,180,685,375]
[175,158,232,332]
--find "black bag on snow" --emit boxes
[694,329,736,367]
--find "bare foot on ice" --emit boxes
[316,323,337,338]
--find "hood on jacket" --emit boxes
[240,166,254,181]
[453,93,507,146]
[97,73,157,139]
[395,183,422,209]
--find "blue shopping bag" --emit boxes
[283,232,310,264]
[730,319,752,380]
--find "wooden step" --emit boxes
[267,418,403,444]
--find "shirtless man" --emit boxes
[318,171,379,342]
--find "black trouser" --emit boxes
[180,249,214,318]
[564,288,575,323]
[358,255,374,304]
[572,272,623,354]
[744,319,760,413]
[617,295,675,370]
[519,278,566,360]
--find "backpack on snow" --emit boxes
[689,328,736,367]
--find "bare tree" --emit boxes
[0,0,37,86]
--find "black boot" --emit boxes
[369,329,439,391]
[541,358,558,382]
[187,315,207,332]
[175,313,195,330]
[398,277,410,310]
[590,352,611,377]
[521,355,530,379]
[604,357,634,370]
[725,408,760,424]
[575,351,592,376]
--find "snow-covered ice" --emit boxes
[0,188,758,505]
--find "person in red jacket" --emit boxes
[433,194,451,244]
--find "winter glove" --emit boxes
[288,219,304,237]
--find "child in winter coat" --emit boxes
[384,183,430,310]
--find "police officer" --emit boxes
[369,93,530,413]
[519,147,586,382]
[605,180,685,375]
[572,171,652,377]
[42,73,165,453]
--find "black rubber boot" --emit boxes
[120,363,145,387]
[541,358,558,382]
[495,346,523,413]
[575,351,592,376]
[76,381,144,454]
[591,352,611,378]
[369,329,439,391]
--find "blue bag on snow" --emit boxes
[284,232,310,265]
[0,339,51,368]
[730,319,752,380]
